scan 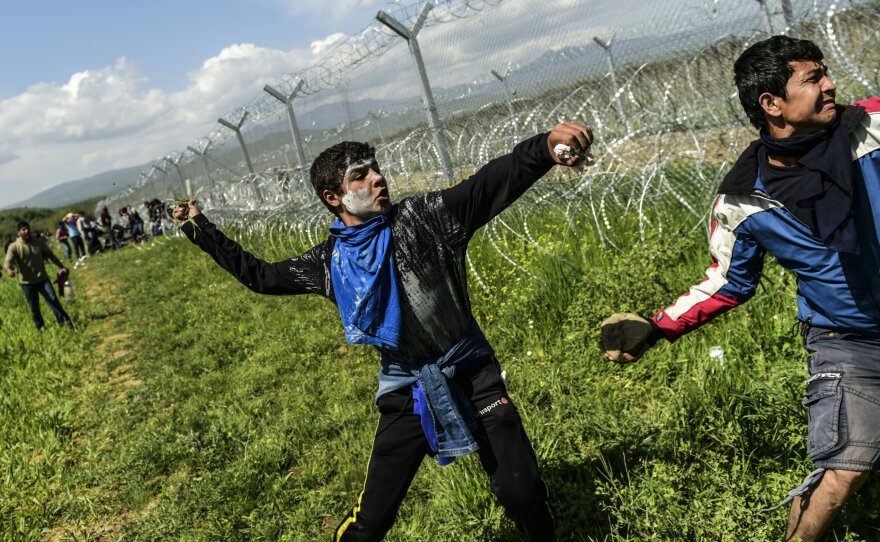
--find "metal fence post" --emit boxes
[263,80,310,189]
[218,113,256,176]
[186,145,213,190]
[138,173,157,202]
[187,142,226,205]
[152,165,172,198]
[593,36,631,136]
[164,154,188,198]
[491,68,516,118]
[758,0,793,35]
[377,3,455,183]
[368,110,387,146]
[218,112,262,203]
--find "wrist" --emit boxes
[645,316,668,347]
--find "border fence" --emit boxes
[98,0,880,256]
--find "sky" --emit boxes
[0,0,389,206]
[0,0,779,208]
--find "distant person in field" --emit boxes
[55,222,71,260]
[81,216,102,254]
[128,206,145,242]
[75,211,91,255]
[146,199,166,237]
[99,206,118,248]
[175,122,594,542]
[4,221,71,329]
[600,36,880,542]
[64,213,85,259]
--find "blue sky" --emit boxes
[0,0,386,205]
[0,1,388,100]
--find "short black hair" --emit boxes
[17,221,30,230]
[309,141,375,215]
[734,36,825,129]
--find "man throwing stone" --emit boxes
[601,36,880,542]
[175,122,593,541]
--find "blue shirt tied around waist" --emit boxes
[329,213,402,350]
[378,320,495,465]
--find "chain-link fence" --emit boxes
[99,0,880,257]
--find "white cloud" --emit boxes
[311,33,348,57]
[170,42,316,120]
[0,38,338,205]
[0,58,171,144]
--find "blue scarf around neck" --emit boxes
[330,213,402,349]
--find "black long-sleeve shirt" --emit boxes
[182,133,555,360]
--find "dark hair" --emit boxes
[309,141,375,214]
[17,221,30,230]
[734,36,824,129]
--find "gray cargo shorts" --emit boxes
[760,324,880,512]
[803,325,880,471]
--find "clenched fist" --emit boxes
[600,313,655,363]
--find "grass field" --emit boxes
[3,206,880,541]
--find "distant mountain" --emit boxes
[3,164,146,210]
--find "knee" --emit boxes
[491,472,548,516]
[823,469,870,497]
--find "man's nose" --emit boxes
[822,76,837,93]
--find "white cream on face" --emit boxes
[341,158,381,218]
[341,186,374,217]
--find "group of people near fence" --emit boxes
[53,203,158,259]
[3,199,173,331]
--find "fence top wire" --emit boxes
[102,0,880,237]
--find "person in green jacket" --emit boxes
[4,221,71,329]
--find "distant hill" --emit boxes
[0,196,106,238]
[3,165,145,210]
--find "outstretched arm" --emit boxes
[602,196,766,362]
[441,122,593,236]
[175,201,330,297]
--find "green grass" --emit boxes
[3,208,880,541]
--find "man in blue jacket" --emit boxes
[601,36,880,541]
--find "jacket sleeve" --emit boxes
[180,213,330,297]
[43,241,65,269]
[439,133,555,236]
[652,196,765,342]
[3,245,14,271]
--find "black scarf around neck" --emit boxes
[757,105,865,253]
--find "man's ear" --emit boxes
[758,92,783,120]
[322,188,343,211]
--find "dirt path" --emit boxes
[41,263,151,541]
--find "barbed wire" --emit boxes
[99,0,880,280]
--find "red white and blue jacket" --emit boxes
[653,98,880,341]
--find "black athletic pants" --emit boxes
[334,357,555,542]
